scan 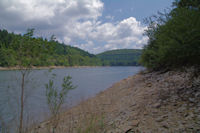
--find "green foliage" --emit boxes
[174,0,200,9]
[140,0,200,70]
[45,75,75,116]
[97,49,142,66]
[0,29,102,67]
[45,74,76,133]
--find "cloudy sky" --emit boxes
[0,0,173,54]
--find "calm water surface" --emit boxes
[0,66,143,130]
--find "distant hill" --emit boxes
[97,49,142,66]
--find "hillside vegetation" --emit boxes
[0,29,102,67]
[0,30,142,68]
[97,49,142,66]
[140,0,200,70]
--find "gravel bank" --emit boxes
[33,67,200,133]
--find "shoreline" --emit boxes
[0,65,140,71]
[0,66,106,71]
[33,67,200,133]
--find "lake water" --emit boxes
[0,66,143,131]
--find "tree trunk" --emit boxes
[19,73,25,133]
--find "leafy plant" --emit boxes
[45,74,76,133]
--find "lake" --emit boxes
[0,66,143,131]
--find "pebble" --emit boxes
[162,123,169,129]
[143,111,148,115]
[153,102,161,108]
[189,98,195,103]
[121,125,132,132]
[152,110,158,114]
[195,92,200,97]
[146,83,152,87]
[156,117,164,122]
[132,120,139,127]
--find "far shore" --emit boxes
[0,65,139,71]
[0,66,105,71]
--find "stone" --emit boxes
[128,116,138,121]
[143,111,148,115]
[125,128,134,133]
[130,103,137,108]
[162,115,168,119]
[177,106,186,113]
[146,83,152,87]
[189,98,195,103]
[182,121,187,125]
[197,114,200,119]
[194,108,200,114]
[162,123,169,129]
[107,128,122,133]
[132,120,139,127]
[184,113,189,117]
[156,117,164,122]
[122,125,133,133]
[108,121,114,125]
[195,92,200,97]
[188,112,195,118]
[153,102,161,108]
[152,110,159,114]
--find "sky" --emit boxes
[0,0,174,54]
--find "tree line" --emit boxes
[140,0,200,70]
[0,29,142,67]
[97,49,142,66]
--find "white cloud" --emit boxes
[0,0,103,28]
[65,17,147,53]
[76,41,95,52]
[64,36,71,44]
[0,0,147,54]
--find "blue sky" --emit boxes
[0,0,174,54]
[101,0,173,22]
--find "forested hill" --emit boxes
[97,49,142,66]
[0,29,102,67]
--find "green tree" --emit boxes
[14,28,49,133]
[140,0,200,70]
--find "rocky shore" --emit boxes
[33,67,200,133]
